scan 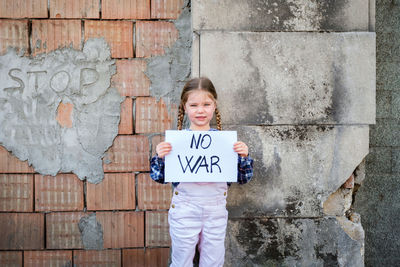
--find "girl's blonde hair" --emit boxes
[177,77,222,130]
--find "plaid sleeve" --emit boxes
[237,154,254,184]
[150,155,167,184]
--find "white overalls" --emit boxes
[168,182,228,267]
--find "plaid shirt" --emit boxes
[149,128,254,187]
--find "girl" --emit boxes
[150,77,253,267]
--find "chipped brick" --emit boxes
[31,20,82,55]
[137,173,171,210]
[0,174,33,212]
[85,20,133,58]
[96,211,144,248]
[35,174,84,211]
[50,0,99,18]
[87,173,135,211]
[0,213,44,250]
[103,135,150,172]
[113,59,150,97]
[135,21,179,58]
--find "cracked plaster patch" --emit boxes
[0,38,124,184]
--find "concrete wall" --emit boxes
[355,0,400,266]
[193,0,375,265]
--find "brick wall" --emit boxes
[0,0,183,265]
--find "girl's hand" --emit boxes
[234,141,249,157]
[156,142,172,158]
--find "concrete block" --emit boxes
[376,0,400,33]
[225,125,369,217]
[377,61,400,90]
[370,118,400,146]
[392,149,400,173]
[376,32,400,63]
[225,217,363,266]
[376,90,392,118]
[392,90,400,118]
[193,0,369,32]
[365,146,392,174]
[369,0,376,31]
[199,32,376,125]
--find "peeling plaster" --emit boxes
[0,38,124,184]
[145,0,192,122]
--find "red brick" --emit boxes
[87,173,135,211]
[135,21,179,58]
[119,97,133,134]
[0,174,33,212]
[0,213,44,250]
[103,135,150,172]
[46,212,85,249]
[151,134,165,157]
[50,0,99,18]
[0,146,34,173]
[24,250,72,267]
[97,211,144,248]
[31,20,82,55]
[137,173,171,210]
[343,174,355,189]
[102,0,150,19]
[85,20,133,58]
[113,59,150,97]
[35,174,84,211]
[0,19,29,55]
[0,251,22,267]
[135,97,176,133]
[0,0,47,18]
[73,250,121,267]
[56,102,74,128]
[146,211,170,247]
[151,0,184,19]
[123,248,169,267]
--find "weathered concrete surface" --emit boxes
[226,125,369,218]
[197,31,375,125]
[225,217,363,266]
[0,38,123,183]
[354,1,400,265]
[193,0,369,32]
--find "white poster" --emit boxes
[165,130,238,182]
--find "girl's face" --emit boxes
[184,90,216,131]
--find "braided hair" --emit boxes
[177,77,222,131]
